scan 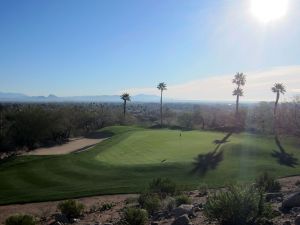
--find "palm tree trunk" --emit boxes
[123,100,126,121]
[160,90,163,127]
[274,92,279,116]
[235,94,239,116]
[274,91,280,135]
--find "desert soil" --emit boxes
[0,194,136,224]
[1,176,300,225]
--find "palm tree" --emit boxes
[120,93,131,121]
[157,82,167,127]
[232,73,246,116]
[271,83,286,117]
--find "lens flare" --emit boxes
[250,0,288,23]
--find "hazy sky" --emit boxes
[0,0,299,100]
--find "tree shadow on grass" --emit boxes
[213,132,233,151]
[191,150,224,175]
[191,132,232,176]
[271,135,298,167]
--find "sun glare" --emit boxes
[250,0,288,23]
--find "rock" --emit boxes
[152,211,169,220]
[256,218,273,225]
[172,204,195,218]
[47,219,56,225]
[282,221,291,225]
[291,207,300,214]
[54,214,69,224]
[282,192,300,209]
[171,214,192,225]
[295,215,300,225]
[50,222,63,225]
[151,222,159,225]
[265,192,283,202]
[70,218,80,223]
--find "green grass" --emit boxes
[0,126,299,205]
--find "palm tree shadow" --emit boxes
[191,132,232,176]
[191,150,224,175]
[213,132,233,151]
[271,135,298,167]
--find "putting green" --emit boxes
[0,126,299,205]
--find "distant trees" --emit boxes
[121,93,131,122]
[0,103,123,153]
[232,73,246,116]
[157,82,167,127]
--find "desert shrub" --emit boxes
[161,196,176,211]
[255,172,281,193]
[100,203,114,211]
[89,202,115,213]
[57,199,84,219]
[5,214,36,225]
[125,196,139,205]
[122,207,148,225]
[148,178,177,197]
[175,194,191,206]
[204,185,273,225]
[138,193,161,214]
[198,183,209,196]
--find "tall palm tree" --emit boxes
[120,93,131,121]
[157,82,167,127]
[271,83,286,117]
[232,73,246,116]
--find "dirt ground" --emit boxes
[0,194,136,224]
[1,176,300,225]
[24,137,108,156]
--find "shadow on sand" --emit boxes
[191,132,232,176]
[271,135,298,167]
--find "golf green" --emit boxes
[0,126,299,205]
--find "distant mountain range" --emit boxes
[0,92,162,103]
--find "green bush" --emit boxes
[123,208,148,225]
[5,214,36,225]
[204,185,272,225]
[148,178,177,197]
[175,194,192,206]
[138,193,161,215]
[255,172,281,193]
[57,199,84,219]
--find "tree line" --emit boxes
[0,74,299,154]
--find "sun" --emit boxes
[250,0,288,23]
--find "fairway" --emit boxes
[0,126,300,205]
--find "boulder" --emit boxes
[171,214,192,225]
[282,192,300,209]
[265,192,283,202]
[282,221,291,225]
[50,222,63,225]
[295,215,300,225]
[54,214,69,224]
[172,204,195,218]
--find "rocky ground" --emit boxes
[2,176,300,225]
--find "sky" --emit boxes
[0,0,299,101]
